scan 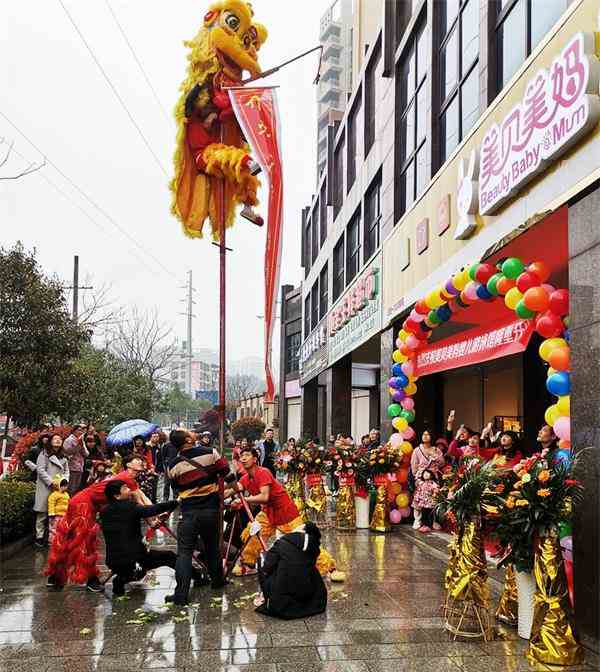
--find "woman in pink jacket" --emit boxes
[410,431,445,531]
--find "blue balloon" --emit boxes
[391,363,403,377]
[476,285,493,300]
[547,371,570,396]
[394,372,409,388]
[553,449,572,468]
[564,329,571,343]
[436,305,452,322]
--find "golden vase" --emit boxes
[285,472,307,522]
[336,476,356,530]
[495,564,518,626]
[370,475,390,533]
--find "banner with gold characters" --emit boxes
[229,86,283,402]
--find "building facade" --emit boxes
[278,285,302,442]
[297,0,599,648]
[168,345,219,397]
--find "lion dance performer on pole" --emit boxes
[171,0,267,238]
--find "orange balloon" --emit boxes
[558,439,571,450]
[397,468,409,484]
[548,346,570,371]
[529,261,550,282]
[496,277,516,295]
[523,286,549,312]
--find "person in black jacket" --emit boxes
[256,521,327,620]
[99,479,179,596]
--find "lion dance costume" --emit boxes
[171,0,267,239]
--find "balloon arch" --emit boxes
[387,257,571,460]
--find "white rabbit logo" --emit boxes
[455,149,480,240]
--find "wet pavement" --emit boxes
[0,526,597,672]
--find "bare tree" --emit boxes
[226,373,264,405]
[77,275,122,332]
[0,138,46,181]
[108,307,177,386]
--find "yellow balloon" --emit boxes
[426,289,445,309]
[388,387,397,397]
[392,350,407,363]
[452,270,469,291]
[393,416,408,431]
[504,287,523,310]
[557,396,570,415]
[544,404,561,426]
[405,382,418,395]
[400,441,413,455]
[398,329,409,342]
[539,337,567,362]
[547,368,557,376]
[408,374,417,383]
[396,493,409,508]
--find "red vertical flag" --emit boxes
[229,87,283,402]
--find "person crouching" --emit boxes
[255,522,327,620]
[99,480,179,596]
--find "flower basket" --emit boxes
[495,564,518,628]
[336,477,356,531]
[370,475,390,533]
[285,472,307,522]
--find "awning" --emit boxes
[414,315,535,377]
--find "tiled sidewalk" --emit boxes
[0,527,595,672]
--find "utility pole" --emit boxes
[68,255,93,323]
[179,270,196,397]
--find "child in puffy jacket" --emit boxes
[47,476,70,544]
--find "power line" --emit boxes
[57,0,169,177]
[103,0,171,125]
[0,109,179,280]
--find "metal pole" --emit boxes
[72,255,79,322]
[219,174,226,456]
[187,270,193,397]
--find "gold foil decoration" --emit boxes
[305,475,327,525]
[285,473,307,522]
[495,564,518,626]
[527,534,584,667]
[335,483,356,530]
[443,533,460,618]
[370,483,390,533]
[445,521,493,641]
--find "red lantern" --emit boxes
[523,286,549,312]
[548,346,570,371]
[474,263,496,285]
[496,276,516,296]
[528,260,550,282]
[549,289,569,316]
[516,271,541,293]
[414,300,429,315]
[535,311,564,338]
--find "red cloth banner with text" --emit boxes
[229,87,283,401]
[415,316,535,377]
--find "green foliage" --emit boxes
[0,243,90,425]
[231,416,265,442]
[0,478,35,544]
[158,386,210,416]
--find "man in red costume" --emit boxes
[46,455,152,591]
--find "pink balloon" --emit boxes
[401,398,415,411]
[542,283,556,295]
[395,338,402,349]
[410,310,426,322]
[554,416,571,441]
[401,361,414,377]
[389,433,403,447]
[390,509,403,524]
[402,427,416,440]
[399,507,411,517]
[405,335,420,350]
[464,281,480,301]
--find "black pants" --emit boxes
[421,507,434,528]
[110,549,177,584]
[174,505,223,603]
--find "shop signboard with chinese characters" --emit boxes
[299,317,328,385]
[329,254,382,366]
[479,32,600,214]
[414,316,534,377]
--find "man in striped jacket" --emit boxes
[166,429,230,605]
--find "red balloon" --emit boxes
[400,344,412,356]
[535,310,564,338]
[496,277,516,296]
[475,263,497,285]
[516,271,541,293]
[403,319,420,334]
[548,346,570,371]
[414,300,429,315]
[528,261,550,282]
[414,328,430,341]
[523,286,549,312]
[549,289,569,316]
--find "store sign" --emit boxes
[414,316,534,376]
[479,32,600,215]
[329,256,382,366]
[299,317,328,385]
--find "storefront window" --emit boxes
[333,133,345,220]
[319,264,328,319]
[333,234,345,302]
[364,173,381,262]
[346,208,361,284]
[439,0,479,165]
[347,93,361,192]
[311,282,319,331]
[496,0,568,90]
[397,20,427,219]
[285,332,301,374]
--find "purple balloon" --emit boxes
[390,509,403,524]
[388,377,399,389]
[445,279,460,296]
[392,390,406,403]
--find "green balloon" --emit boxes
[428,310,442,325]
[486,273,501,296]
[515,299,536,319]
[468,263,479,281]
[401,409,416,423]
[388,403,402,418]
[502,257,525,279]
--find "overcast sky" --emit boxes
[0,0,326,362]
